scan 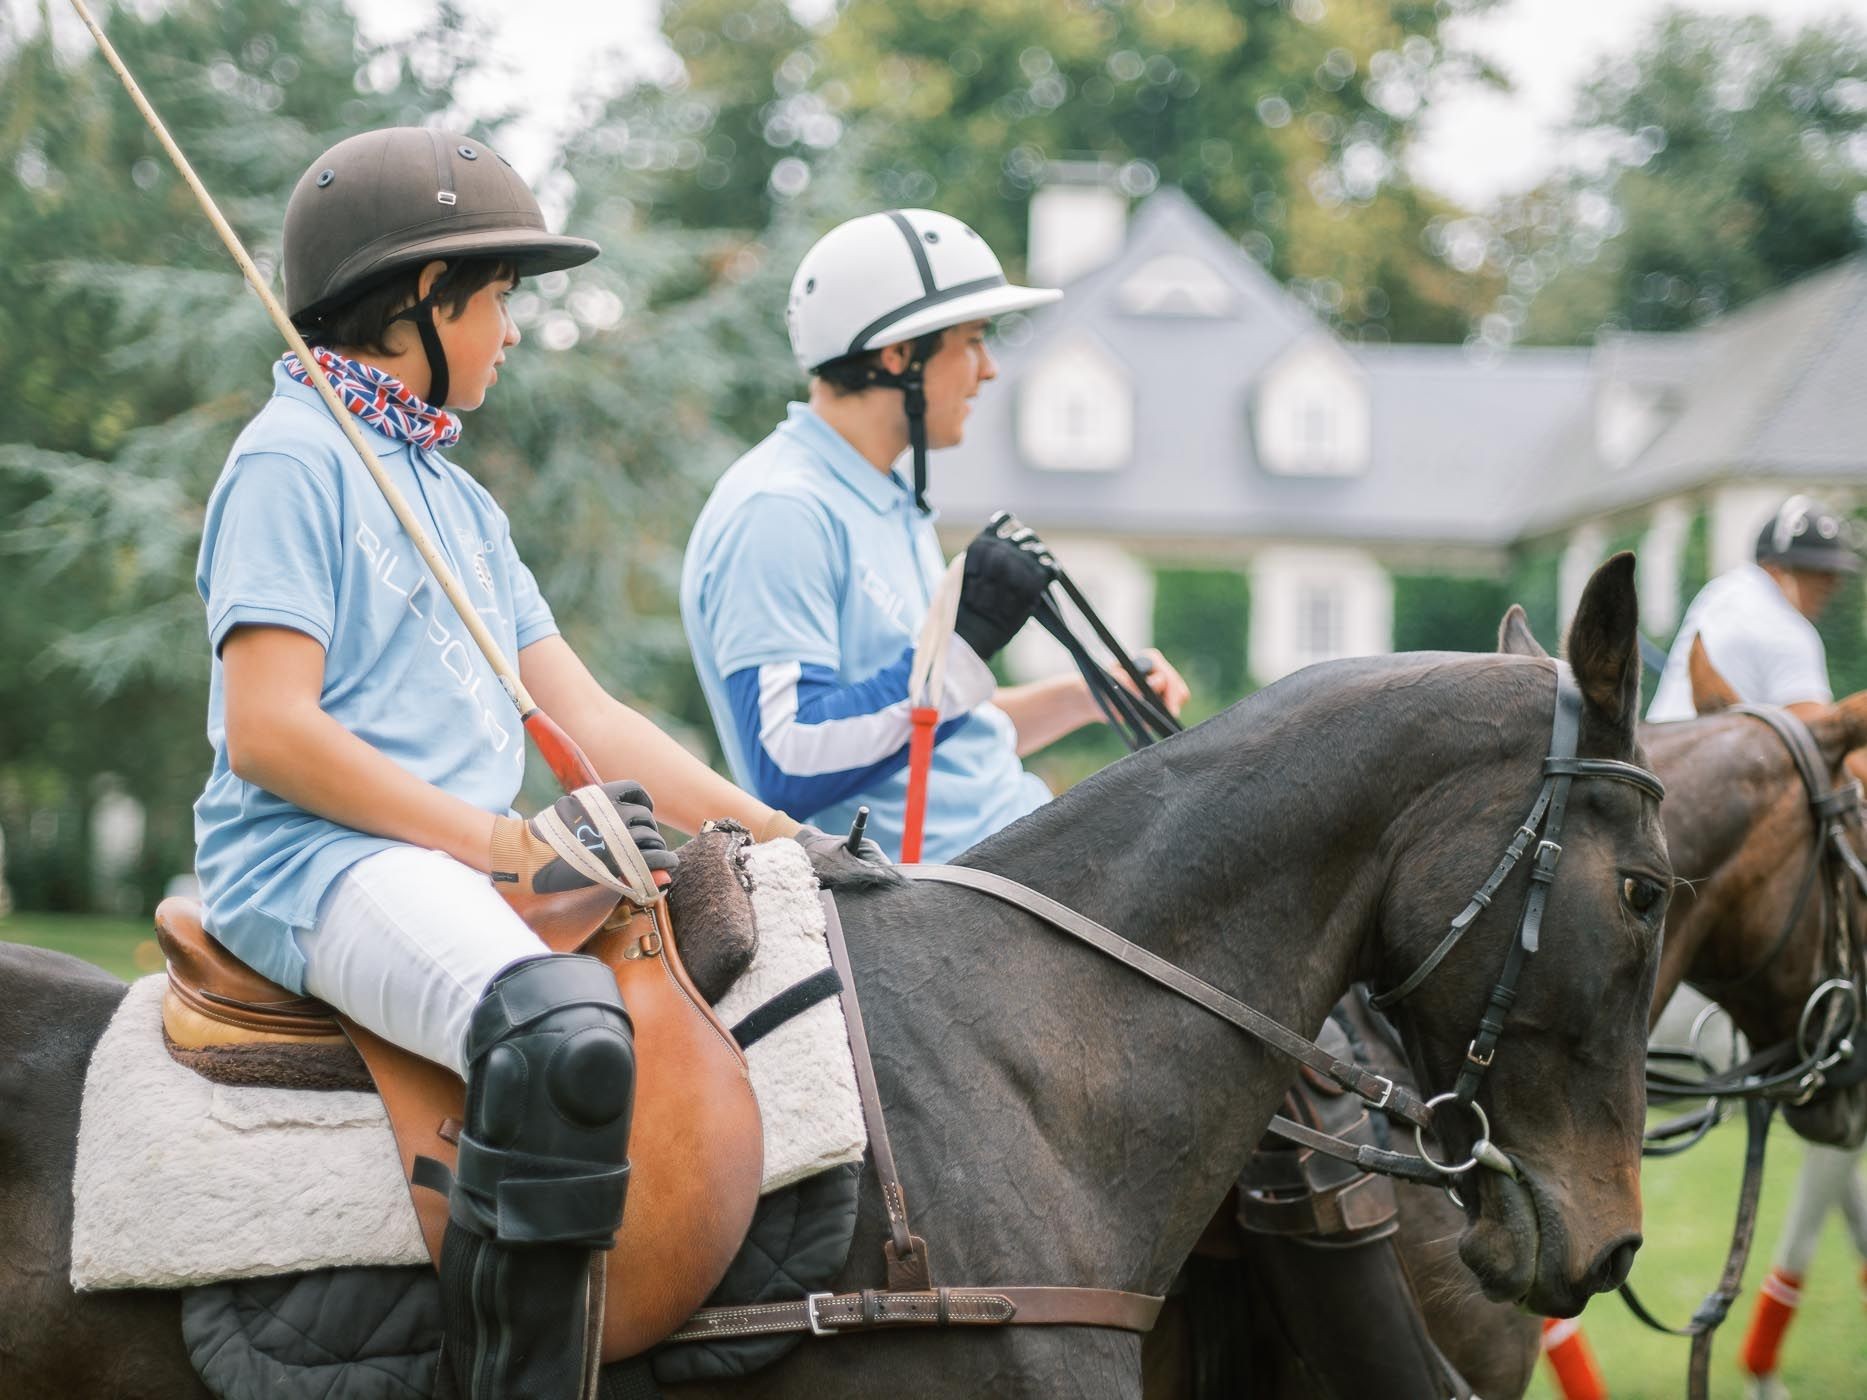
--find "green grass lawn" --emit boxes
[5,911,1863,1398]
[1524,1117,1865,1400]
[0,910,158,982]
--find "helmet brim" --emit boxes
[857,283,1062,353]
[1770,547,1864,575]
[299,227,601,324]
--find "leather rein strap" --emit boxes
[667,892,1164,1345]
[904,864,1435,1133]
[1617,1096,1774,1400]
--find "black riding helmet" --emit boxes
[283,127,599,406]
[1755,495,1864,575]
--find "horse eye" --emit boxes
[1622,876,1662,915]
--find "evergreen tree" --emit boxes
[0,0,481,909]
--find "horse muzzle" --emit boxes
[1457,1160,1642,1317]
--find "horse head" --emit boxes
[1659,644,1867,1148]
[1380,554,1668,1317]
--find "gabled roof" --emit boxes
[1516,257,1867,534]
[937,187,1593,547]
[936,186,1867,552]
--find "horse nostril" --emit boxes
[1594,1236,1641,1291]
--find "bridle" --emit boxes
[1368,665,1666,1176]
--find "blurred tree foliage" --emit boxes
[1492,10,1867,346]
[0,0,868,909]
[615,0,1507,343]
[0,0,476,909]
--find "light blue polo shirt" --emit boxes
[681,403,1049,861]
[192,363,557,992]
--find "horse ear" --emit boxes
[1687,634,1739,714]
[1497,605,1550,658]
[1564,552,1642,743]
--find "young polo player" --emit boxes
[193,127,871,1400]
[680,209,1189,863]
[1646,497,1867,1400]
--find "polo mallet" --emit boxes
[65,0,656,880]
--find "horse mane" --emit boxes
[964,650,1544,873]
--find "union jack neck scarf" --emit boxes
[282,348,462,452]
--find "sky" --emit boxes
[1413,0,1867,206]
[19,0,1867,211]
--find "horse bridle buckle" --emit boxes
[1531,838,1563,881]
[1465,1039,1495,1071]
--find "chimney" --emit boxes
[1027,160,1127,288]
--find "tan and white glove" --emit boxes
[491,780,676,903]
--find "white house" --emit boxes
[938,172,1867,689]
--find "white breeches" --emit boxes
[1773,1141,1867,1278]
[298,845,549,1077]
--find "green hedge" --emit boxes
[1390,574,1513,654]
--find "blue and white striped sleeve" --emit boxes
[724,642,995,818]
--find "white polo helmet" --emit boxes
[786,209,1059,373]
[788,210,1059,511]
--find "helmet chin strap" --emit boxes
[901,356,929,515]
[856,333,938,514]
[386,265,459,409]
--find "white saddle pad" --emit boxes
[70,838,866,1291]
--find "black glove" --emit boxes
[953,521,1055,662]
[792,824,901,887]
[492,780,678,896]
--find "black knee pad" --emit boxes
[450,953,635,1247]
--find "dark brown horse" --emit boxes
[1150,609,1867,1400]
[0,557,1668,1398]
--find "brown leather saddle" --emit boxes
[154,883,764,1362]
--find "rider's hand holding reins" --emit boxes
[954,521,1056,662]
[491,780,677,897]
[757,810,895,878]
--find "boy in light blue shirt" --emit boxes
[682,210,1188,861]
[193,127,851,1400]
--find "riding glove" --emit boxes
[954,521,1056,662]
[757,810,894,879]
[491,779,678,896]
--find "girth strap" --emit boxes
[665,1285,1164,1343]
[902,864,1434,1132]
[668,893,1167,1345]
[821,892,926,1286]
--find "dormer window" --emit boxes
[1254,335,1370,477]
[1595,381,1673,468]
[1017,335,1133,472]
[1117,253,1234,317]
